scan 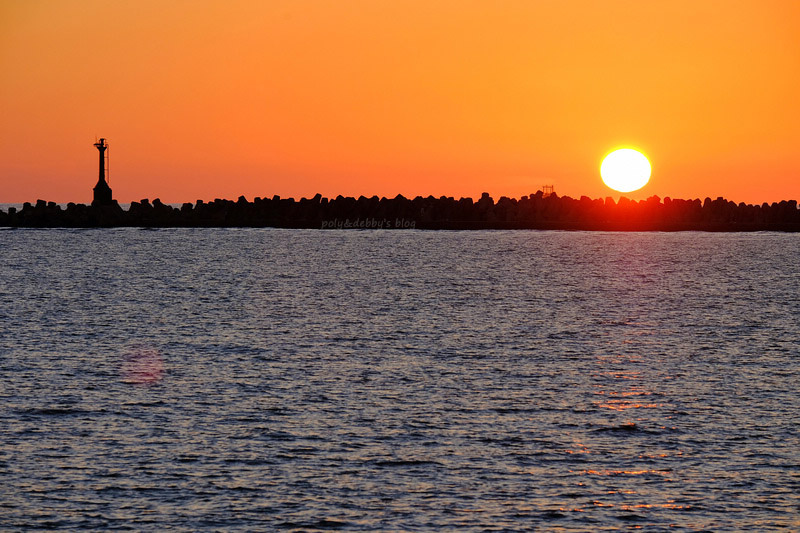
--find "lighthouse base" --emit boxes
[92,179,113,207]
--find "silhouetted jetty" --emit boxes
[6,139,795,230]
[2,192,799,231]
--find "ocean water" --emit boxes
[1,228,798,531]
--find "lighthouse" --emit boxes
[92,138,113,206]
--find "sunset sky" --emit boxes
[2,0,799,204]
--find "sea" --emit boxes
[1,228,798,531]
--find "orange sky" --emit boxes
[2,0,799,204]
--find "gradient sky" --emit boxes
[2,0,799,204]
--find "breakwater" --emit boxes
[2,192,799,231]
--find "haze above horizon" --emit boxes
[1,0,799,204]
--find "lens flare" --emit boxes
[121,345,165,385]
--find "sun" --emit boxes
[600,148,651,193]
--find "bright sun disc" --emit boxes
[600,148,651,193]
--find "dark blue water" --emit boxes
[1,229,798,531]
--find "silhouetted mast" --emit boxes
[94,138,108,182]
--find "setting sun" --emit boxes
[601,149,652,193]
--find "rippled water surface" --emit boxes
[1,229,799,531]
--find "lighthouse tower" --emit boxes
[92,138,113,206]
